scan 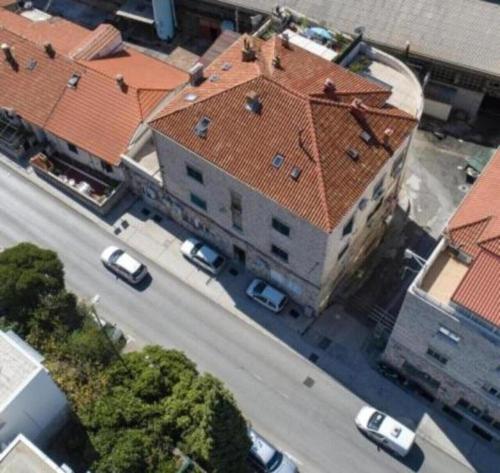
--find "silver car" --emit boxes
[248,429,298,473]
[246,279,288,313]
[180,237,226,275]
[101,246,148,284]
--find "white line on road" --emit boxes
[251,372,263,382]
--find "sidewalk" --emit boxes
[2,153,500,472]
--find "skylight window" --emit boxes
[347,148,359,161]
[184,93,198,102]
[360,130,372,143]
[221,62,232,71]
[272,154,285,169]
[194,117,211,138]
[290,166,301,180]
[67,73,81,88]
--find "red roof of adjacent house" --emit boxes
[0,8,188,165]
[447,149,500,326]
[151,36,417,231]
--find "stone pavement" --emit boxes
[2,152,500,472]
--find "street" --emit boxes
[0,161,478,473]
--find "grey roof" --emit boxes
[0,436,62,473]
[226,0,500,76]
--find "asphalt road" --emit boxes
[0,162,474,473]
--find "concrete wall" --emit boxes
[384,282,500,428]
[0,370,68,449]
[424,98,452,121]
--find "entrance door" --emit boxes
[233,245,246,265]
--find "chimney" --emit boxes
[245,91,261,114]
[281,32,290,49]
[1,43,16,67]
[272,55,282,69]
[115,74,126,91]
[188,62,204,86]
[383,128,394,146]
[241,37,256,62]
[350,98,367,121]
[44,41,55,58]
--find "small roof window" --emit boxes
[360,130,372,143]
[221,62,232,71]
[67,73,81,88]
[194,117,211,138]
[290,166,301,180]
[272,154,285,169]
[347,148,359,161]
[184,93,198,102]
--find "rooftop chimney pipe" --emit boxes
[44,41,55,58]
[383,128,394,146]
[1,43,16,66]
[188,62,204,86]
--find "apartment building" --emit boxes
[126,34,418,313]
[383,149,500,441]
[0,5,187,213]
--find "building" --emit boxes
[0,434,67,473]
[125,34,419,313]
[0,331,68,449]
[383,149,500,441]
[0,5,187,213]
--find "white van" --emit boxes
[355,406,416,457]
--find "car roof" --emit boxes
[249,430,277,465]
[116,252,141,274]
[379,415,415,449]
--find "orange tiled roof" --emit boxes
[151,35,417,231]
[447,149,500,326]
[0,9,188,165]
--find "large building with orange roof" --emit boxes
[384,148,500,441]
[0,5,187,212]
[124,33,420,312]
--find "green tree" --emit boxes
[0,243,64,322]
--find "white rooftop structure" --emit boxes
[0,434,64,473]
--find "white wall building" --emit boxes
[0,331,68,450]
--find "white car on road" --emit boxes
[248,429,298,473]
[101,246,148,284]
[180,237,226,275]
[246,279,288,313]
[355,406,416,457]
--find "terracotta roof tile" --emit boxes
[446,149,500,326]
[151,35,417,231]
[69,23,121,60]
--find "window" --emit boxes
[186,165,203,184]
[272,154,285,169]
[67,142,78,154]
[230,191,242,230]
[101,161,113,173]
[190,193,207,211]
[426,347,448,365]
[342,216,354,236]
[372,176,385,200]
[437,326,461,344]
[272,218,290,237]
[482,383,500,400]
[367,198,384,222]
[271,244,288,263]
[391,155,404,178]
[338,243,349,261]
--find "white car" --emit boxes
[355,406,416,457]
[248,429,298,473]
[246,279,288,313]
[101,246,148,284]
[180,237,225,275]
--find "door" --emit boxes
[233,245,246,265]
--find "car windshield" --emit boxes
[368,411,386,431]
[193,242,204,255]
[109,249,124,264]
[254,282,267,294]
[213,256,224,268]
[132,264,144,277]
[266,451,284,472]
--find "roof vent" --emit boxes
[209,74,220,82]
[67,73,81,88]
[221,62,232,71]
[194,117,211,138]
[350,98,367,121]
[347,148,359,161]
[272,55,282,69]
[188,62,204,86]
[360,130,372,143]
[26,58,37,71]
[43,41,55,58]
[1,43,17,69]
[290,166,301,180]
[184,93,198,102]
[245,91,261,114]
[115,73,126,91]
[272,154,284,168]
[323,78,336,93]
[241,37,256,62]
[383,128,394,146]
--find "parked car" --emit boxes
[180,237,225,275]
[101,246,148,284]
[246,279,288,313]
[248,429,298,473]
[355,406,416,457]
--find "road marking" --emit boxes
[278,391,290,400]
[251,372,263,382]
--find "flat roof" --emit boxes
[0,332,41,409]
[420,250,469,305]
[0,435,62,473]
[225,0,500,76]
